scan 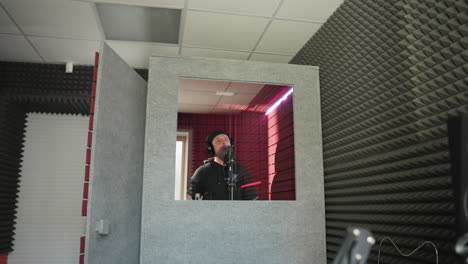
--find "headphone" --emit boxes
[205,130,235,154]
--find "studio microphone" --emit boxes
[224,146,235,165]
[225,145,237,200]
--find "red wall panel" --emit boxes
[267,88,295,200]
[177,85,295,200]
[177,112,269,199]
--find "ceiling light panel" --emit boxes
[276,0,344,22]
[183,11,269,51]
[0,6,21,34]
[0,34,42,62]
[188,0,281,17]
[96,3,181,43]
[1,0,101,40]
[255,20,321,54]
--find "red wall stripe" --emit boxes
[85,148,91,165]
[0,254,7,264]
[91,82,96,98]
[89,98,95,114]
[88,114,94,130]
[81,200,88,217]
[92,52,99,82]
[80,51,99,263]
[83,182,89,199]
[87,131,92,147]
[84,165,90,182]
[80,236,85,254]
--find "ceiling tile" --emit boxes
[181,47,249,60]
[29,37,99,65]
[188,0,281,17]
[179,78,229,92]
[107,41,178,68]
[255,20,321,54]
[182,11,269,51]
[0,34,42,62]
[276,0,344,22]
[178,104,213,114]
[178,90,221,105]
[2,0,101,40]
[226,82,265,94]
[88,0,184,9]
[249,53,293,63]
[0,6,21,34]
[218,93,256,105]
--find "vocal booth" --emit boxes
[84,43,325,264]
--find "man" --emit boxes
[189,130,257,200]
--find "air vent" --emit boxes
[96,3,181,44]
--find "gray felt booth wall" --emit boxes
[85,43,147,264]
[141,56,325,264]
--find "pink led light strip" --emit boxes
[265,87,293,115]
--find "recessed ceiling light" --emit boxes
[216,91,235,96]
[96,3,181,44]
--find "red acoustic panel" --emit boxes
[91,82,97,98]
[177,111,269,198]
[270,191,295,200]
[85,148,91,165]
[84,165,90,181]
[87,131,93,147]
[0,254,6,264]
[80,236,86,253]
[270,179,295,193]
[79,254,84,264]
[267,90,295,200]
[83,182,89,199]
[93,52,99,82]
[88,114,94,130]
[81,200,88,216]
[89,98,95,114]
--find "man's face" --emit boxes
[212,134,231,159]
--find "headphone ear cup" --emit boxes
[206,142,213,154]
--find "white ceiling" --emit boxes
[0,0,344,68]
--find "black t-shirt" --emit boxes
[189,159,257,200]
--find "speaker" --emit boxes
[448,113,468,237]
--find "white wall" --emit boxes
[8,113,88,264]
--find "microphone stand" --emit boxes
[225,146,236,200]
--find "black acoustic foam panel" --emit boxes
[0,62,94,253]
[291,0,468,263]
